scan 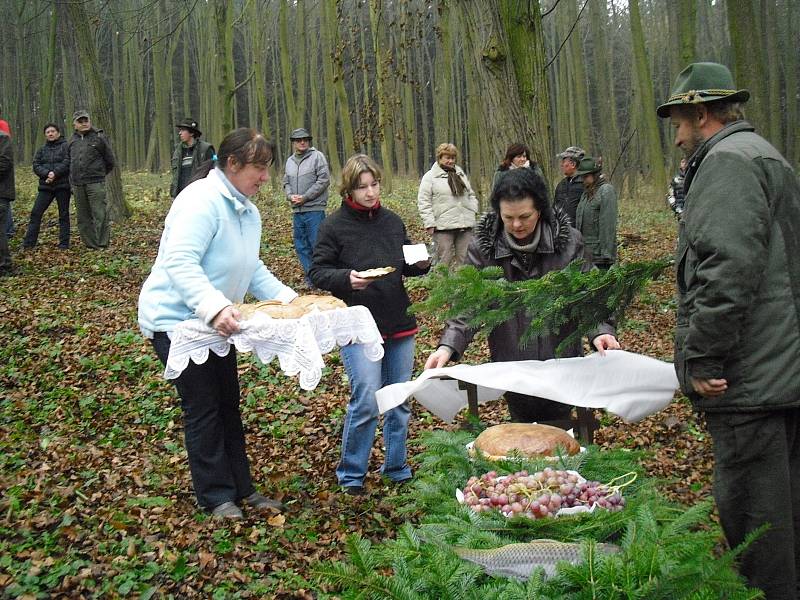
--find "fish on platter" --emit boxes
[454,539,620,580]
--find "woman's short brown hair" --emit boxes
[339,154,383,198]
[435,143,458,161]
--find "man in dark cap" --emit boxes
[283,127,330,289]
[553,145,585,226]
[659,62,800,599]
[68,109,115,249]
[170,118,215,199]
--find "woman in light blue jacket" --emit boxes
[138,128,297,520]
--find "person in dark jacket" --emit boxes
[68,109,115,249]
[170,118,215,198]
[553,145,585,226]
[0,119,14,239]
[658,62,800,600]
[574,156,618,269]
[309,154,430,495]
[491,143,546,194]
[424,168,619,422]
[0,123,14,274]
[23,123,72,249]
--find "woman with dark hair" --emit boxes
[23,123,71,249]
[491,142,545,194]
[310,154,429,495]
[424,167,619,422]
[417,143,478,269]
[138,128,297,519]
[574,156,618,269]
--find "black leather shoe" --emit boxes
[342,485,366,496]
[211,501,243,520]
[242,492,283,511]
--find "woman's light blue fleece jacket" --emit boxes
[138,167,296,337]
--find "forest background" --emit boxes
[2,0,799,220]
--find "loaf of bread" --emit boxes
[290,295,347,311]
[473,423,580,459]
[234,301,306,320]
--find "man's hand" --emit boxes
[290,194,304,206]
[424,346,453,370]
[691,377,728,397]
[592,334,621,355]
[349,270,371,290]
[211,305,241,337]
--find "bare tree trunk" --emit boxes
[62,0,130,220]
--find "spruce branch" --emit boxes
[411,258,673,354]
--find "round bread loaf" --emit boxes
[473,423,580,459]
[234,301,306,320]
[291,295,347,311]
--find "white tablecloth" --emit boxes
[164,305,383,390]
[375,350,678,423]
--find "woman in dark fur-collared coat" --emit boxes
[424,167,620,422]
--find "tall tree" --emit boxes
[628,0,666,185]
[61,0,130,220]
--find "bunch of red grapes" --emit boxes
[461,467,626,519]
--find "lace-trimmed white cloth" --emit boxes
[164,305,383,390]
[376,350,679,423]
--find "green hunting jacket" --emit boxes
[675,120,800,412]
[575,178,618,266]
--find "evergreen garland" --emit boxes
[410,258,673,354]
[314,431,760,599]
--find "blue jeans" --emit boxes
[293,210,325,284]
[337,336,415,487]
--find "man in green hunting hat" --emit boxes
[659,62,800,599]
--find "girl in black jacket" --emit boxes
[23,123,71,249]
[310,154,429,495]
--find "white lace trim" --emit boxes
[164,305,384,390]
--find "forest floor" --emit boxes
[0,170,713,598]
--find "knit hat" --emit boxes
[0,119,10,137]
[657,62,750,118]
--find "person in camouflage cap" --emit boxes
[660,61,800,599]
[553,146,585,226]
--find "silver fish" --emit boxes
[454,539,620,580]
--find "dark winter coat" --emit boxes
[309,201,429,336]
[675,120,800,412]
[553,176,584,226]
[438,206,615,362]
[170,139,215,198]
[68,128,115,185]
[32,137,71,192]
[0,132,14,201]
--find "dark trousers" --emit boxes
[705,408,800,599]
[0,199,11,270]
[23,188,71,248]
[505,391,573,423]
[151,332,255,510]
[74,182,110,248]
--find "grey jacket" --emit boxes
[675,120,800,412]
[439,207,614,363]
[282,147,330,213]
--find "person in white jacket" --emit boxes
[417,143,479,268]
[139,128,297,520]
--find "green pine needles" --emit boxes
[314,431,761,599]
[410,258,673,354]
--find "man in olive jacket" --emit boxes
[69,109,115,249]
[170,118,215,198]
[659,62,800,599]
